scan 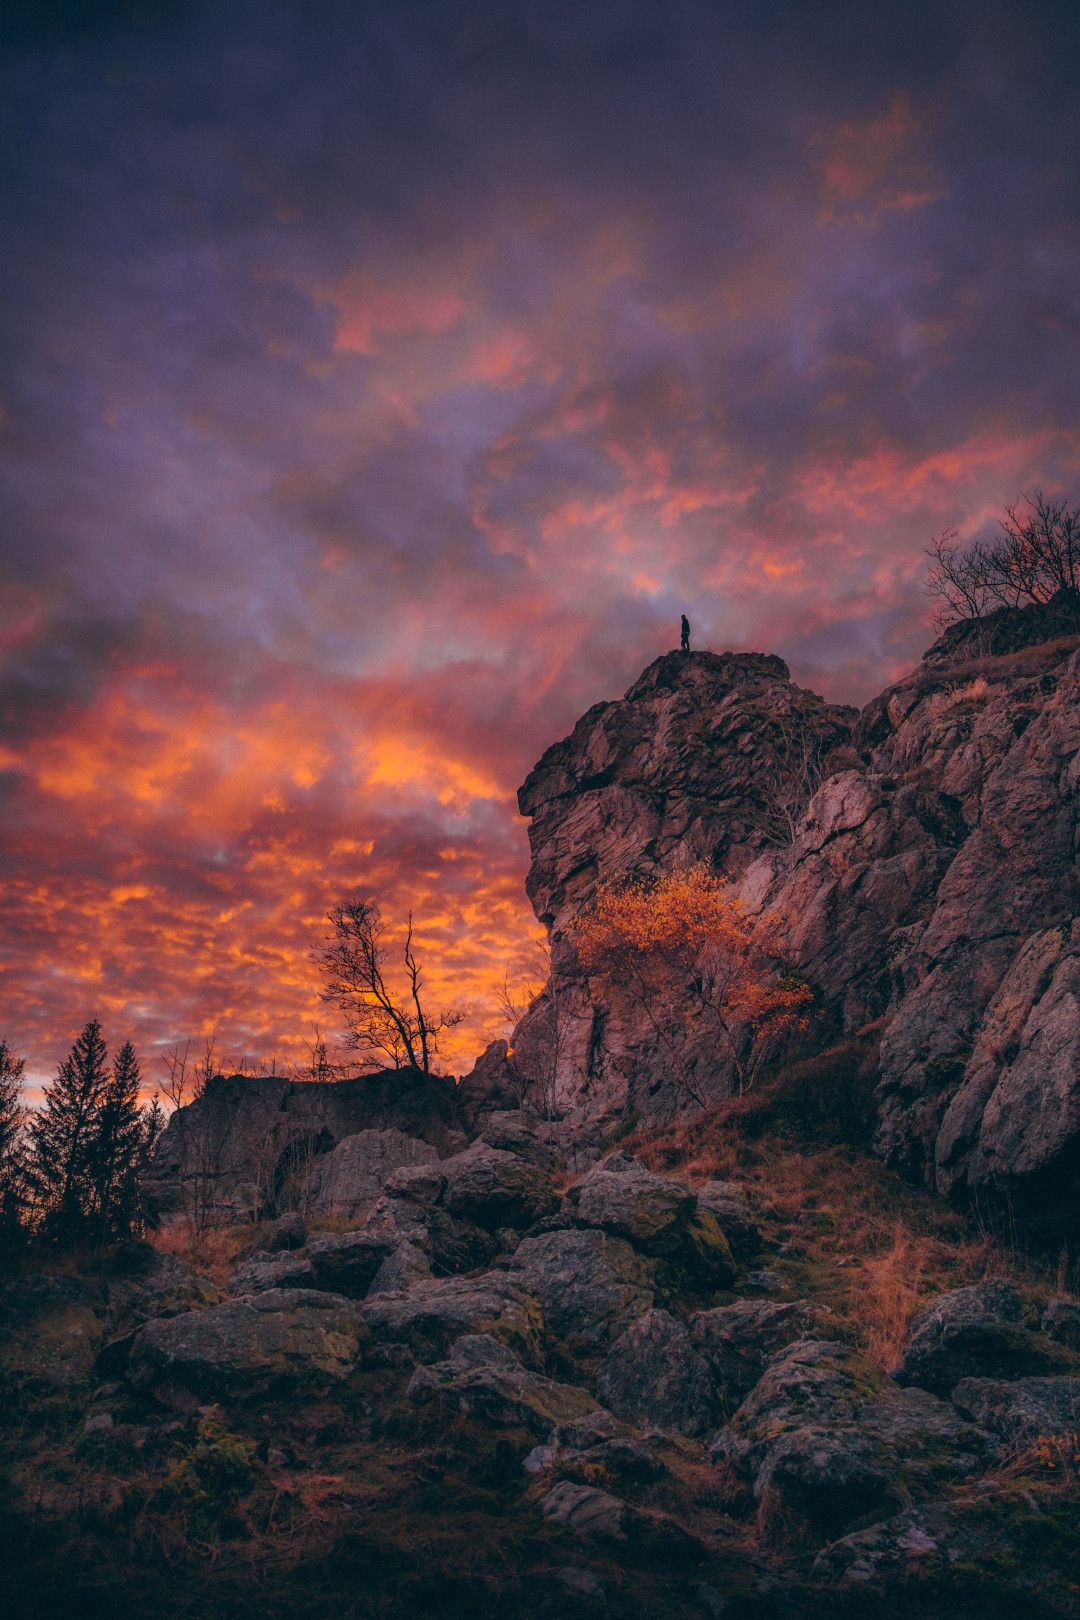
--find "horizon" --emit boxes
[3,1,1080,1090]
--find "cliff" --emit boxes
[505,603,1080,1231]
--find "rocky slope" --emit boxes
[503,600,1080,1234]
[7,1128,1080,1618]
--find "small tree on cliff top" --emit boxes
[319,898,463,1073]
[570,867,810,1100]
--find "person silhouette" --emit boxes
[680,613,690,653]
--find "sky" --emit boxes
[2,0,1080,1090]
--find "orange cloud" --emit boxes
[816,93,945,225]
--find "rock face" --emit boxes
[489,600,1080,1233]
[147,1067,459,1224]
[127,1288,368,1409]
[506,649,855,1119]
[309,1129,440,1220]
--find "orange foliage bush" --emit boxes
[570,866,811,1098]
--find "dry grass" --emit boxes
[150,1221,265,1284]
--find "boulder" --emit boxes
[382,1163,447,1205]
[812,1491,1079,1612]
[100,1241,218,1333]
[1042,1297,1080,1349]
[359,1273,545,1365]
[439,1143,559,1230]
[564,1154,695,1253]
[540,1480,629,1540]
[893,1280,1076,1395]
[713,1338,996,1543]
[506,1227,657,1350]
[363,1192,499,1276]
[266,1211,307,1251]
[509,649,855,1119]
[477,1110,559,1169]
[690,1298,835,1410]
[597,1308,716,1436]
[227,1250,315,1295]
[367,1242,433,1294]
[310,1128,440,1220]
[952,1375,1080,1444]
[407,1333,599,1436]
[127,1288,367,1409]
[306,1230,393,1297]
[693,1181,761,1259]
[0,1274,104,1395]
[539,1479,700,1557]
[525,1410,671,1485]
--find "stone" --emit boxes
[363,1193,499,1277]
[597,1308,716,1436]
[439,1143,559,1230]
[266,1211,307,1251]
[539,1479,700,1558]
[127,1288,368,1409]
[382,1162,447,1205]
[359,1273,545,1365]
[540,1480,629,1540]
[227,1250,315,1295]
[893,1280,1077,1395]
[1042,1297,1080,1349]
[690,1299,835,1410]
[0,1275,105,1394]
[713,1339,996,1543]
[812,1491,1080,1612]
[506,1227,657,1350]
[564,1153,695,1253]
[310,1128,440,1220]
[952,1375,1080,1444]
[367,1242,433,1294]
[477,1110,559,1168]
[406,1333,599,1436]
[306,1230,393,1297]
[100,1242,218,1334]
[693,1181,761,1259]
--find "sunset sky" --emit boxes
[3,0,1080,1089]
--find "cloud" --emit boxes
[1,0,1079,1085]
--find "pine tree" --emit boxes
[0,1039,26,1251]
[91,1039,144,1243]
[137,1093,167,1230]
[27,1019,110,1245]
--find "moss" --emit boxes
[153,1418,262,1540]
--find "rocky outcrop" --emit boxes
[127,1288,368,1409]
[505,649,855,1119]
[490,599,1080,1233]
[147,1067,460,1224]
[309,1128,440,1220]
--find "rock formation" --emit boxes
[498,598,1080,1232]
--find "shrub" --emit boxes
[155,1418,261,1540]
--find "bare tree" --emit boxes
[759,719,828,844]
[318,898,463,1073]
[159,1037,229,1235]
[927,491,1080,629]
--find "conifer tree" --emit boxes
[91,1039,144,1243]
[0,1039,27,1249]
[27,1019,110,1245]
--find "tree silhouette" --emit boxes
[27,1019,110,1245]
[0,1039,26,1249]
[91,1039,145,1243]
[318,898,463,1073]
